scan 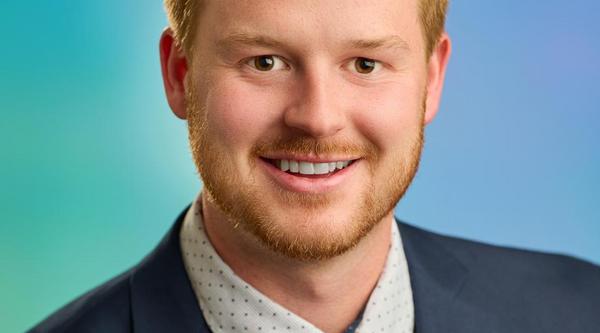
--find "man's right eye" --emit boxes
[246,55,287,71]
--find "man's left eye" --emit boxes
[350,57,382,75]
[246,55,287,71]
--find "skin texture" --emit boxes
[160,0,451,332]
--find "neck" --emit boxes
[200,193,394,333]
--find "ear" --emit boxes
[424,32,451,125]
[159,28,189,119]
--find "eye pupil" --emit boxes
[355,58,375,74]
[255,56,275,71]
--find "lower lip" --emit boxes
[258,158,360,193]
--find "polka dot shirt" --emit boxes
[180,198,415,333]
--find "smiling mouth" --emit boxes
[261,158,357,177]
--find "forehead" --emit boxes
[196,0,422,53]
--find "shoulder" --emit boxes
[27,205,198,333]
[27,270,133,333]
[410,222,600,287]
[398,220,600,282]
[398,220,600,330]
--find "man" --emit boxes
[30,0,600,332]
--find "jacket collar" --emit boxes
[130,204,211,333]
[397,220,482,333]
[128,206,472,333]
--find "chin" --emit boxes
[236,195,383,261]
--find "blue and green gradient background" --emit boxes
[1,1,599,331]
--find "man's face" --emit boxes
[186,0,430,260]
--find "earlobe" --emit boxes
[159,28,189,119]
[424,33,452,125]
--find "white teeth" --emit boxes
[274,159,353,175]
[314,163,330,175]
[289,160,299,173]
[280,160,289,172]
[329,162,336,172]
[299,162,314,174]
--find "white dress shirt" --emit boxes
[180,196,414,332]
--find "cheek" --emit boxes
[349,83,424,154]
[203,80,282,151]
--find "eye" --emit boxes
[352,57,381,74]
[246,55,287,71]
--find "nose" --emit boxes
[283,66,346,138]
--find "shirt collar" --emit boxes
[180,195,414,332]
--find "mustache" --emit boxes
[252,135,379,160]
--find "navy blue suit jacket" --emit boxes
[30,206,600,332]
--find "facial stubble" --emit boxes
[186,82,425,261]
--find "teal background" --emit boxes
[1,1,598,331]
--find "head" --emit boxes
[160,0,451,261]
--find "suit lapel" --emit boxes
[129,205,211,333]
[126,208,479,333]
[397,220,482,333]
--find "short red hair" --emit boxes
[164,0,448,59]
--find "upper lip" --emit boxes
[259,154,360,163]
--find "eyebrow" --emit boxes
[216,33,286,51]
[216,32,410,52]
[347,35,410,52]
